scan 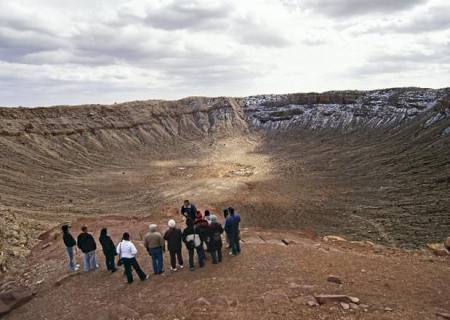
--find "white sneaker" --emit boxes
[178,265,184,269]
[171,267,177,272]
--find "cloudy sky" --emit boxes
[0,0,449,107]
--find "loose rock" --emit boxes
[0,288,36,317]
[323,235,347,242]
[437,312,450,319]
[426,243,449,256]
[445,237,450,251]
[327,275,342,284]
[340,302,350,310]
[314,294,360,305]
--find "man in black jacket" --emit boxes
[62,224,79,271]
[208,215,224,264]
[163,219,184,271]
[180,200,197,222]
[77,226,98,272]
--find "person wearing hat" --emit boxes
[61,224,79,272]
[144,224,165,275]
[163,219,184,271]
[208,215,224,264]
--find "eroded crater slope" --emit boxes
[1,88,450,273]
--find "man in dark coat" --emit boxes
[163,219,184,271]
[180,200,197,221]
[77,226,98,272]
[208,215,224,264]
[224,207,241,256]
[182,218,205,271]
[99,228,117,272]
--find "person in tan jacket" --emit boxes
[144,224,165,275]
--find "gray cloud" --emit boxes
[364,6,450,34]
[300,0,427,17]
[141,1,232,31]
[353,42,450,75]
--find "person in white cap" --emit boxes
[143,224,165,275]
[163,219,184,271]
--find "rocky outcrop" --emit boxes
[0,288,35,317]
[0,97,248,140]
[243,87,450,132]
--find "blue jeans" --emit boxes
[149,247,164,274]
[66,246,76,271]
[229,233,241,255]
[83,250,98,272]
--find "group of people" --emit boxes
[61,200,241,284]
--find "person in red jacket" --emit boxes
[194,211,210,254]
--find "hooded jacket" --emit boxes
[77,232,97,253]
[99,234,117,257]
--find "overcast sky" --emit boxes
[0,0,449,107]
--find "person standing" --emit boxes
[163,219,184,271]
[225,207,241,256]
[77,226,98,272]
[182,219,205,271]
[180,200,197,222]
[194,211,210,255]
[208,215,224,264]
[144,224,165,275]
[62,224,79,272]
[116,232,148,284]
[204,210,212,224]
[99,228,117,273]
[223,209,230,250]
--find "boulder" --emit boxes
[196,297,211,306]
[314,294,360,305]
[340,302,350,310]
[292,295,319,307]
[426,243,449,256]
[349,303,360,310]
[327,275,342,284]
[445,237,450,251]
[323,235,347,242]
[0,288,36,317]
[437,312,450,319]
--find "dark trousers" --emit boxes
[105,254,116,271]
[122,257,146,283]
[149,247,164,274]
[209,240,222,264]
[188,246,205,269]
[169,249,184,269]
[229,233,241,255]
